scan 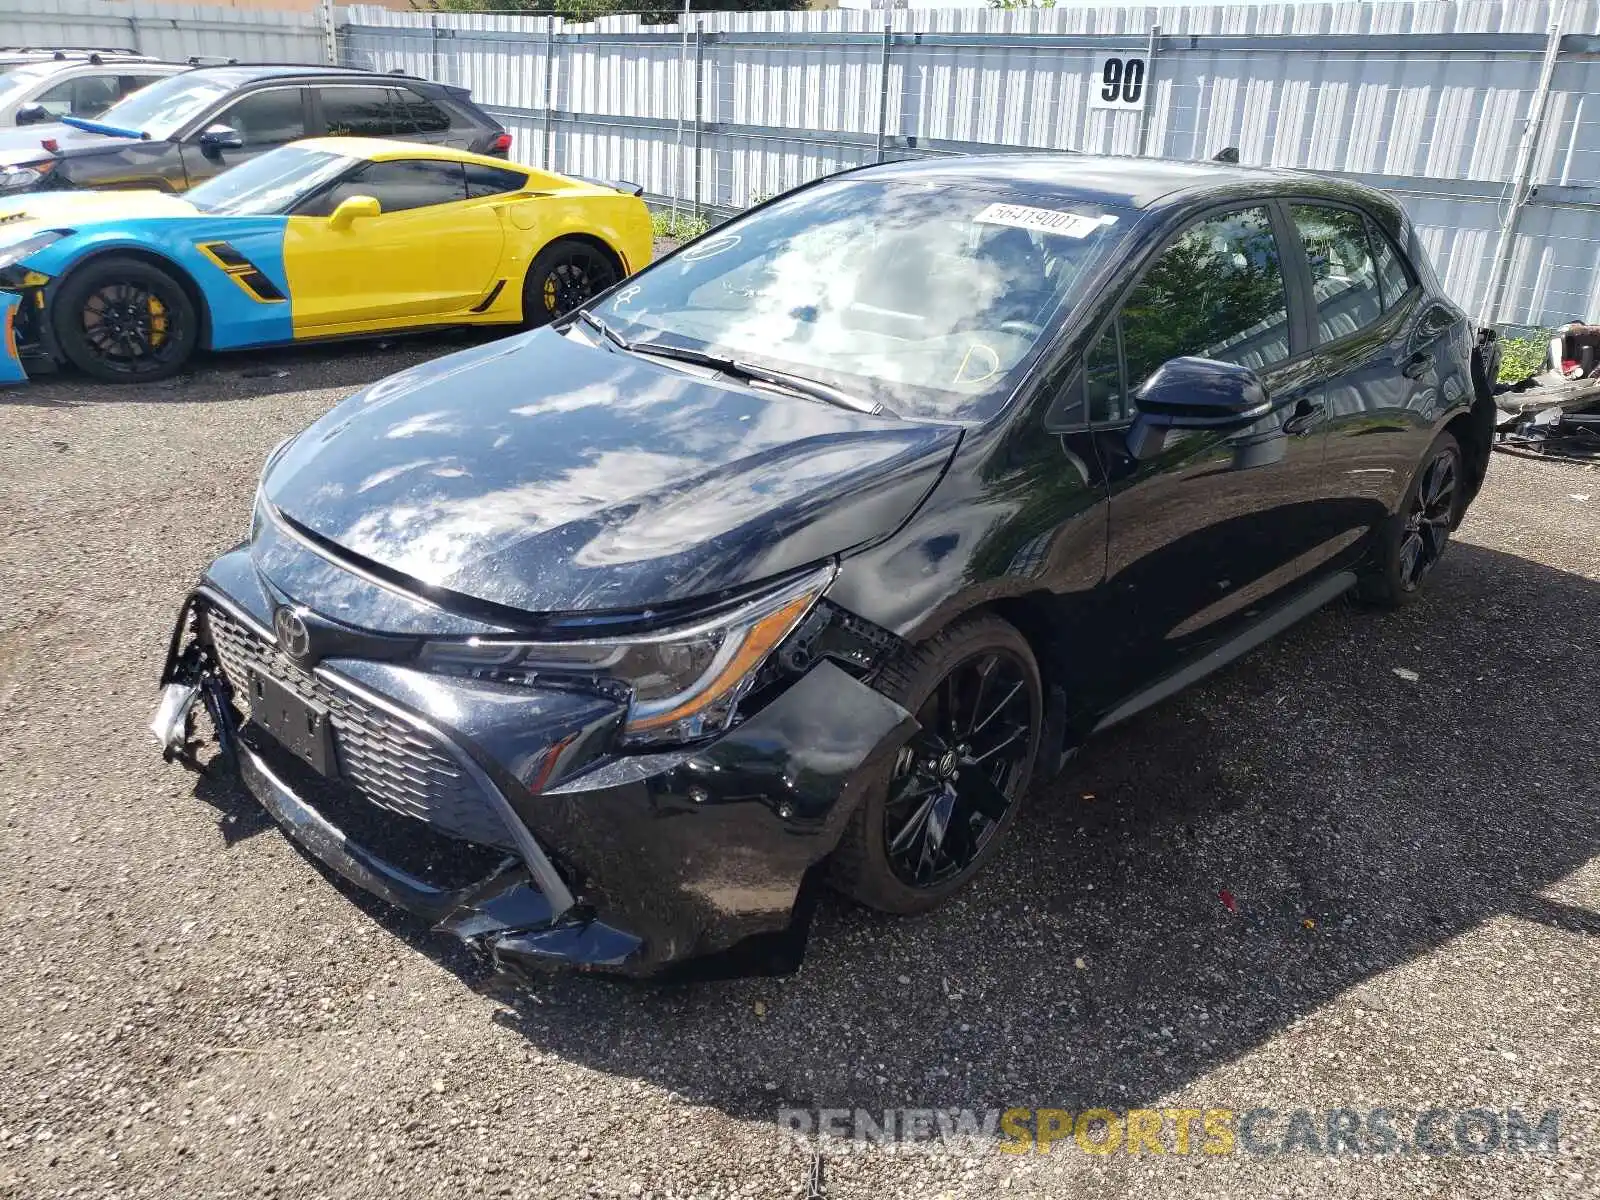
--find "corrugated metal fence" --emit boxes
[0,0,329,64]
[339,1,1600,328]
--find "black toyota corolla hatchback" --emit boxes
[154,154,1499,976]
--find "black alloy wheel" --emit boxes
[884,649,1035,889]
[53,255,199,383]
[1398,446,1458,591]
[1357,430,1462,608]
[831,616,1043,914]
[522,239,622,328]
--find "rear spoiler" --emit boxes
[572,174,644,198]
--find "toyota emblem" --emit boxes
[274,607,312,660]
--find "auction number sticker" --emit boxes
[1089,53,1149,111]
[973,204,1118,239]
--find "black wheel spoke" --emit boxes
[956,763,1011,823]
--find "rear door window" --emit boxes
[1288,204,1385,344]
[1367,219,1417,311]
[318,86,396,138]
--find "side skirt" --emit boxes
[1090,570,1357,735]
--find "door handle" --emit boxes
[1401,352,1435,380]
[1283,399,1326,437]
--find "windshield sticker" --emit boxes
[973,204,1117,239]
[681,232,740,262]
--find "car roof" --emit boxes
[855,153,1380,213]
[179,64,422,87]
[294,136,525,172]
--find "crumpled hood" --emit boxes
[262,327,962,616]
[0,188,196,238]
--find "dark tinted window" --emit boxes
[1290,204,1383,344]
[1085,324,1127,423]
[1367,218,1416,310]
[300,158,466,216]
[465,162,526,198]
[393,88,450,134]
[216,88,306,149]
[1121,205,1290,387]
[319,86,395,137]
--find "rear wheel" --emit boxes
[53,255,198,383]
[830,616,1042,915]
[1357,431,1462,607]
[520,238,622,328]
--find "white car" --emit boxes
[0,50,185,126]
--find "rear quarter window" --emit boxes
[393,89,451,134]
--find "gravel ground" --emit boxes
[1,341,1597,1200]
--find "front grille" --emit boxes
[205,605,516,851]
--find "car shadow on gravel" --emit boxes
[193,539,1600,1123]
[0,327,506,407]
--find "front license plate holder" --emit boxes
[247,670,336,777]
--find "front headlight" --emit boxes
[0,161,56,192]
[418,563,836,747]
[0,229,64,268]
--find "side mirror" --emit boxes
[1134,356,1269,425]
[15,104,49,126]
[197,124,243,154]
[328,194,381,231]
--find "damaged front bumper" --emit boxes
[155,557,915,977]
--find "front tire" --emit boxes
[830,615,1043,915]
[1357,430,1463,608]
[53,255,198,383]
[520,238,622,328]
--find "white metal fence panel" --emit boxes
[0,0,329,64]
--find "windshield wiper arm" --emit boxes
[573,308,631,352]
[627,341,887,417]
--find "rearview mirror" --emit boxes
[1134,356,1269,425]
[15,104,49,126]
[328,194,381,231]
[197,124,243,154]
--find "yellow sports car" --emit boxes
[0,137,653,383]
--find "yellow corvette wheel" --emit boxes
[520,238,623,329]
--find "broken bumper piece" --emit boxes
[157,574,916,977]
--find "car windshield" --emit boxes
[95,73,231,138]
[593,178,1133,422]
[187,147,356,216]
[0,62,56,109]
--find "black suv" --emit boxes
[0,64,509,195]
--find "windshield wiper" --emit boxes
[60,115,149,141]
[572,308,631,352]
[626,340,887,417]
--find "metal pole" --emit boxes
[1480,9,1565,326]
[671,0,691,226]
[542,18,556,172]
[318,0,336,66]
[875,22,892,163]
[430,14,441,86]
[693,19,705,218]
[126,14,142,55]
[1135,24,1161,157]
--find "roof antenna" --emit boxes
[1213,146,1240,163]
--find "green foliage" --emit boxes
[1497,333,1548,384]
[988,0,1056,7]
[650,207,710,241]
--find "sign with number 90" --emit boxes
[1089,53,1148,111]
